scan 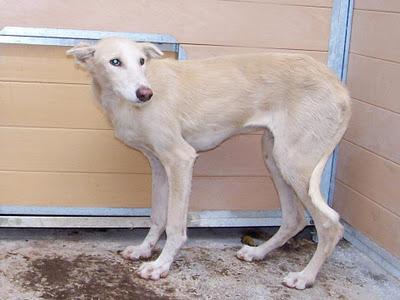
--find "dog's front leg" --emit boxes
[137,142,197,280]
[121,153,168,260]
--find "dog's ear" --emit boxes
[140,43,164,59]
[66,43,96,66]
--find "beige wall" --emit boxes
[0,0,331,211]
[334,2,400,258]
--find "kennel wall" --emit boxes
[0,0,349,228]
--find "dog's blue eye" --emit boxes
[110,58,121,66]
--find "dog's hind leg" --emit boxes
[236,131,307,262]
[122,153,168,260]
[273,132,345,290]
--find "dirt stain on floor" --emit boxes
[17,254,174,300]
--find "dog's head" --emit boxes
[67,37,163,105]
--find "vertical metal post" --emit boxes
[322,0,354,206]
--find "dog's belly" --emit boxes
[185,128,256,152]
[185,129,234,152]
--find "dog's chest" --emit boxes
[109,107,146,150]
[114,125,140,146]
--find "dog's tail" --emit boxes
[308,98,351,221]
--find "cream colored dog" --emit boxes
[67,37,351,289]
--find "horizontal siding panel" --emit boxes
[336,140,400,216]
[354,1,400,13]
[0,127,268,177]
[351,10,400,62]
[0,171,278,211]
[0,82,111,129]
[344,99,400,164]
[347,54,400,113]
[0,172,152,208]
[195,135,268,176]
[0,0,330,50]
[0,127,151,174]
[184,44,327,62]
[334,182,400,258]
[221,0,331,7]
[191,176,278,210]
[0,45,89,84]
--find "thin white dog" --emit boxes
[67,37,351,289]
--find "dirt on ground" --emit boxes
[0,228,398,300]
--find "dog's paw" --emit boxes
[121,245,152,261]
[137,260,171,280]
[282,271,314,290]
[236,245,264,262]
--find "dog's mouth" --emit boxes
[124,97,152,106]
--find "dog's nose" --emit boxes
[136,86,153,102]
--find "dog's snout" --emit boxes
[136,86,153,102]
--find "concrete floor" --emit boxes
[0,228,399,300]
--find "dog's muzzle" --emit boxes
[136,86,153,102]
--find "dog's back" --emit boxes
[145,52,350,153]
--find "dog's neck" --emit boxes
[92,78,137,128]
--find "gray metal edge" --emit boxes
[177,44,188,60]
[341,0,354,83]
[0,35,178,52]
[343,221,400,279]
[0,27,180,53]
[0,210,312,228]
[324,0,354,206]
[0,206,284,218]
[328,1,354,206]
[0,205,151,216]
[0,26,178,44]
